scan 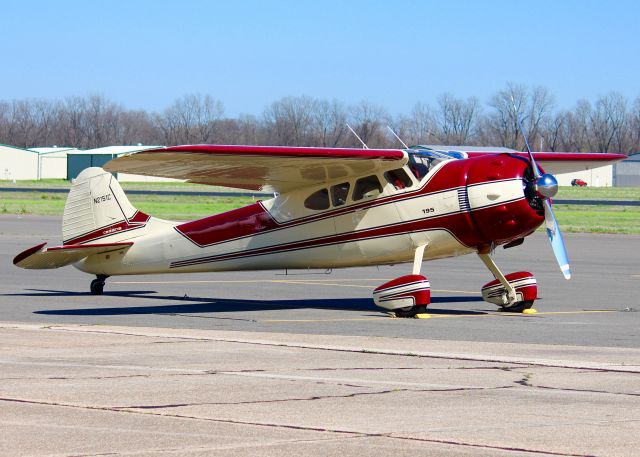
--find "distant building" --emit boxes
[613,153,640,187]
[0,144,39,180]
[67,145,180,182]
[554,165,613,187]
[29,147,78,179]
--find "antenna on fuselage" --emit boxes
[387,125,409,149]
[346,123,369,149]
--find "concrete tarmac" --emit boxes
[1,215,639,456]
[1,322,639,456]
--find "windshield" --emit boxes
[406,147,463,179]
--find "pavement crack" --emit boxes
[116,388,408,409]
[385,434,594,457]
[115,385,514,410]
[532,384,640,397]
[0,395,599,456]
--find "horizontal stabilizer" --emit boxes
[13,242,133,270]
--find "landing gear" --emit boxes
[90,275,109,295]
[373,244,431,317]
[478,252,538,313]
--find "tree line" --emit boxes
[0,84,638,155]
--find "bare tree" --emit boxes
[399,102,437,146]
[485,83,526,149]
[0,88,635,154]
[436,93,480,145]
[311,99,347,147]
[263,96,316,146]
[348,101,390,148]
[629,97,640,153]
[484,83,554,151]
[526,87,555,150]
[589,92,628,153]
[156,94,224,145]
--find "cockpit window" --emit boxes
[384,168,413,190]
[304,188,330,210]
[331,182,350,206]
[353,175,383,201]
[407,147,460,179]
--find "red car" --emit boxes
[571,178,588,187]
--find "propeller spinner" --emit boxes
[513,100,571,280]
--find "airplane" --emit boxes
[13,142,625,317]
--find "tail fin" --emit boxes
[62,167,149,245]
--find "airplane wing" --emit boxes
[465,151,626,174]
[104,145,407,193]
[14,242,133,269]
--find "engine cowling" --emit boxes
[466,155,545,246]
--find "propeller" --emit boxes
[512,98,571,280]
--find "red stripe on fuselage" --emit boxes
[170,195,538,269]
[170,209,489,268]
[63,211,150,245]
[175,203,280,247]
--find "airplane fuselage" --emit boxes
[75,154,544,276]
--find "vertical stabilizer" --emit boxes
[62,167,147,245]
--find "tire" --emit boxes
[500,300,534,313]
[90,278,105,295]
[393,305,428,318]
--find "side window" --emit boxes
[353,175,383,201]
[331,182,350,207]
[304,188,330,210]
[409,156,430,179]
[384,168,413,190]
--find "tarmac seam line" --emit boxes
[8,322,640,374]
[0,396,591,457]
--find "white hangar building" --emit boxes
[0,144,39,180]
[29,147,78,179]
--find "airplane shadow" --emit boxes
[4,288,487,317]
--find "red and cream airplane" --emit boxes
[14,142,625,317]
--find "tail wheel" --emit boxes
[500,300,534,313]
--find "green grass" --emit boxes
[130,194,256,219]
[556,186,640,200]
[1,188,638,233]
[0,192,256,220]
[552,205,640,234]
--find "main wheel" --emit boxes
[393,305,428,318]
[90,278,105,295]
[500,300,534,313]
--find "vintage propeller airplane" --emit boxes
[14,138,625,316]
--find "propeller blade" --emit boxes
[510,95,570,279]
[543,199,571,280]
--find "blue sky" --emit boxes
[2,0,639,116]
